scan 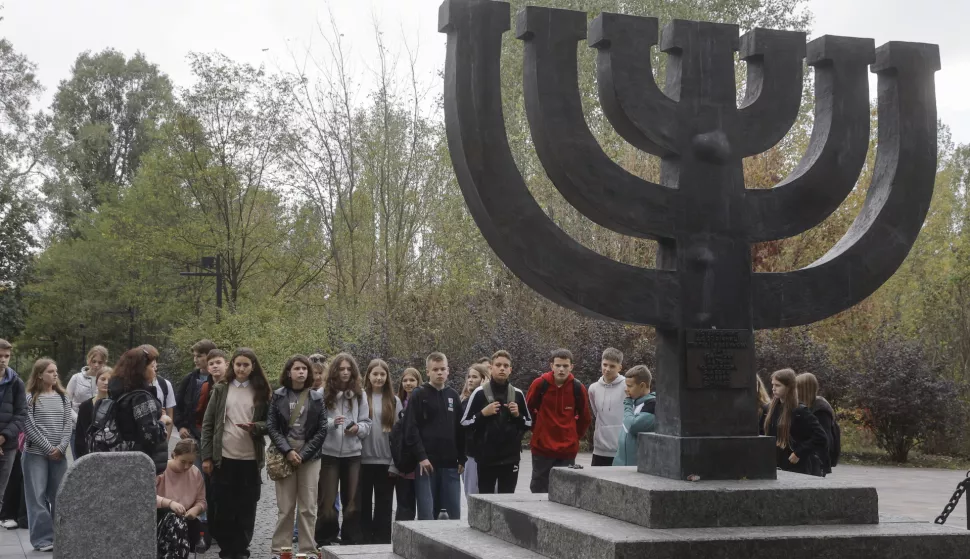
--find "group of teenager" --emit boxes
[0,336,839,558]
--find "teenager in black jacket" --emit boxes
[763,369,829,476]
[402,353,465,520]
[797,372,836,475]
[460,351,532,493]
[174,340,217,442]
[73,367,112,458]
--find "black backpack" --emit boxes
[86,390,148,453]
[390,408,417,474]
[156,511,191,559]
[532,378,585,420]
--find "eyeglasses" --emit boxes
[310,357,325,363]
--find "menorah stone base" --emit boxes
[371,467,970,559]
[637,432,778,481]
[548,466,878,528]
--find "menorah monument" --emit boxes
[323,1,970,558]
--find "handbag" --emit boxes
[266,389,309,481]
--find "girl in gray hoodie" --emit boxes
[359,359,403,544]
[315,353,372,546]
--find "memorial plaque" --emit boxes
[686,329,752,389]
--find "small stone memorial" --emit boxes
[54,452,156,559]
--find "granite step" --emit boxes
[319,544,401,559]
[468,493,970,559]
[391,520,546,559]
[548,465,879,529]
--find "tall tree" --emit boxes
[42,49,173,233]
[0,32,42,339]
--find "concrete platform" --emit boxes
[468,493,970,559]
[549,465,879,528]
[392,520,546,559]
[320,544,400,559]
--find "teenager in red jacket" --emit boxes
[525,349,591,493]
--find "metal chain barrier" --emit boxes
[935,470,970,528]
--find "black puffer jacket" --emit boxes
[810,397,836,475]
[108,377,169,474]
[266,387,328,462]
[0,368,26,451]
[765,403,829,476]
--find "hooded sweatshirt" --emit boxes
[587,374,626,458]
[320,389,372,458]
[66,367,100,417]
[525,372,592,460]
[612,392,656,466]
[361,392,403,465]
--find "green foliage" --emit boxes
[0,34,42,340]
[16,0,970,463]
[41,49,173,234]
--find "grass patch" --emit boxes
[840,421,970,470]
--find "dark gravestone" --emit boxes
[439,0,939,481]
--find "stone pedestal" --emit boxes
[637,432,778,481]
[549,466,877,528]
[335,466,970,559]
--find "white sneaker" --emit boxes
[38,544,54,552]
[0,520,16,529]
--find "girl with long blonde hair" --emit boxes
[763,369,828,476]
[22,358,71,552]
[796,372,836,475]
[359,359,403,544]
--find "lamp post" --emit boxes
[180,255,224,320]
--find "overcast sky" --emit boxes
[5,0,969,144]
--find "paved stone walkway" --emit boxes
[0,445,966,558]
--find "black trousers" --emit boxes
[210,458,260,559]
[591,454,614,467]
[530,453,574,493]
[0,451,27,527]
[393,476,415,521]
[476,463,519,494]
[359,464,394,544]
[316,455,362,545]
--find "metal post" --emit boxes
[216,254,223,310]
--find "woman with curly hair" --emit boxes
[314,352,371,546]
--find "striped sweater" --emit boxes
[25,392,72,456]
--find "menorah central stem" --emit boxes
[637,149,776,480]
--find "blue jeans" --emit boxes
[23,452,67,549]
[415,467,460,520]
